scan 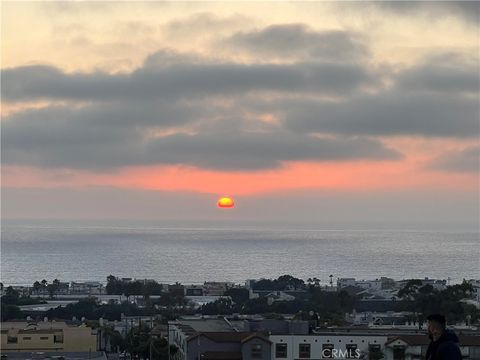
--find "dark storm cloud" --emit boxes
[2,60,374,102]
[221,24,369,60]
[282,92,479,138]
[428,145,480,173]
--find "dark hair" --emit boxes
[427,314,446,328]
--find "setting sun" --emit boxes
[217,197,235,208]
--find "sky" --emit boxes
[1,1,479,229]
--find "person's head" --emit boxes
[427,314,446,341]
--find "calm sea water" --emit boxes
[1,223,479,286]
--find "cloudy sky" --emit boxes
[2,2,479,229]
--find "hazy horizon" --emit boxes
[2,2,479,230]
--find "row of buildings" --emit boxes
[2,313,480,359]
[169,316,480,360]
[4,277,479,303]
[4,280,237,298]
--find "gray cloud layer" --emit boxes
[2,106,400,169]
[428,145,480,173]
[221,24,368,61]
[395,62,479,95]
[2,60,374,102]
[2,27,478,171]
[372,1,480,25]
[282,93,479,138]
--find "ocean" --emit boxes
[1,222,479,286]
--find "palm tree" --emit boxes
[33,281,42,295]
[41,279,48,298]
[48,279,61,299]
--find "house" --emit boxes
[265,291,295,305]
[185,285,204,296]
[170,327,271,360]
[384,334,480,359]
[168,283,186,297]
[70,281,104,295]
[338,278,357,289]
[203,282,235,296]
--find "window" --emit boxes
[346,344,357,358]
[7,336,18,344]
[23,336,32,340]
[369,344,382,359]
[322,344,334,358]
[276,343,288,358]
[54,335,64,343]
[299,343,311,359]
[251,344,263,359]
[40,336,49,340]
[393,345,405,360]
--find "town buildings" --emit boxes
[169,316,480,360]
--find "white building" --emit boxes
[270,332,388,359]
[266,291,295,305]
[70,281,104,294]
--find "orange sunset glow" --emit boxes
[1,2,478,226]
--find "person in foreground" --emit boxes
[425,313,462,360]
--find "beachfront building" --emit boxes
[70,281,105,295]
[203,282,235,296]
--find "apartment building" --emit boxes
[170,316,480,360]
[1,321,97,352]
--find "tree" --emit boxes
[106,275,122,295]
[40,279,48,298]
[225,288,249,304]
[110,330,125,352]
[1,304,23,321]
[47,279,61,299]
[2,286,20,305]
[398,279,423,299]
[33,281,42,295]
[200,297,234,315]
[277,275,305,290]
